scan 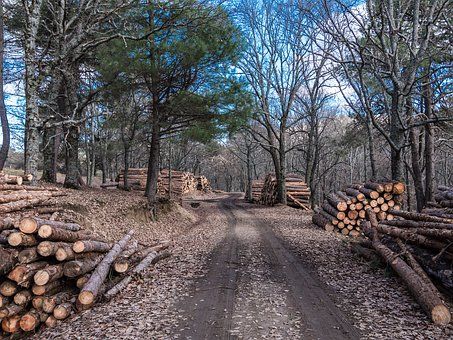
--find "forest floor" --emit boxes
[32,191,452,340]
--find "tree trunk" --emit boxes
[64,125,81,189]
[0,0,10,171]
[145,115,160,212]
[409,124,425,211]
[390,91,404,181]
[423,67,434,203]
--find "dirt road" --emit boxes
[176,193,361,339]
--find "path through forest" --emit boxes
[175,193,360,339]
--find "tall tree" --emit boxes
[0,0,9,171]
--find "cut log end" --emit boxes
[113,262,129,273]
[73,241,85,253]
[45,315,58,328]
[7,233,23,247]
[19,313,39,332]
[432,305,451,326]
[2,315,21,333]
[34,271,50,286]
[38,225,52,238]
[19,217,38,234]
[78,291,94,306]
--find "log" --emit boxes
[0,197,52,214]
[45,315,58,328]
[13,290,32,306]
[55,243,76,261]
[53,302,72,320]
[73,240,111,253]
[8,261,48,287]
[312,213,329,229]
[38,241,72,257]
[388,209,453,223]
[364,182,385,193]
[0,217,14,231]
[314,207,338,226]
[1,315,21,333]
[363,222,450,325]
[326,193,348,211]
[43,292,73,313]
[359,187,379,199]
[7,232,38,247]
[78,230,134,307]
[0,280,18,297]
[76,275,90,289]
[345,187,365,201]
[381,219,453,231]
[0,304,24,318]
[38,225,99,242]
[321,201,346,220]
[20,308,43,332]
[34,264,64,285]
[18,247,41,264]
[113,240,139,273]
[0,295,10,308]
[32,280,64,296]
[63,255,104,278]
[32,296,44,310]
[0,248,18,275]
[19,217,82,234]
[105,250,170,300]
[392,182,406,194]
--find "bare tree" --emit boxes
[0,0,9,171]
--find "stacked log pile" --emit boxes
[195,176,211,193]
[0,215,170,335]
[116,168,148,191]
[354,209,452,325]
[157,169,197,197]
[250,180,264,203]
[257,174,311,210]
[433,186,453,209]
[312,181,405,237]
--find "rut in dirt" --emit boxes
[175,194,360,340]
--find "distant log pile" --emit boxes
[0,172,35,186]
[157,169,197,197]
[432,186,453,209]
[312,181,405,237]
[253,174,311,210]
[354,209,452,325]
[0,182,170,335]
[250,180,264,203]
[114,168,209,196]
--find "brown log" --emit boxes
[376,197,385,205]
[8,261,48,287]
[0,248,18,275]
[336,191,352,204]
[63,255,104,278]
[7,232,38,247]
[326,193,348,211]
[364,182,385,193]
[392,182,406,194]
[381,219,453,231]
[312,213,329,229]
[53,302,72,320]
[19,217,81,234]
[359,187,379,199]
[55,243,76,261]
[363,222,450,325]
[78,231,134,307]
[76,275,90,289]
[1,315,21,333]
[73,240,111,253]
[42,292,73,313]
[20,308,42,332]
[0,303,24,318]
[18,247,41,264]
[32,296,45,310]
[32,280,64,296]
[314,207,338,226]
[45,315,58,328]
[345,187,365,201]
[388,209,452,223]
[105,250,170,301]
[38,225,99,242]
[355,202,364,210]
[321,201,346,220]
[383,193,393,201]
[383,182,394,193]
[0,280,18,297]
[113,240,139,273]
[0,184,59,191]
[440,200,453,208]
[34,264,64,285]
[13,290,32,306]
[34,206,64,214]
[348,210,359,220]
[37,241,71,257]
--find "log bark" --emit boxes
[0,295,9,308]
[63,255,104,278]
[364,224,450,325]
[321,201,346,220]
[34,264,64,285]
[345,187,365,201]
[19,217,81,234]
[381,219,453,231]
[326,193,348,211]
[312,213,329,229]
[113,240,139,273]
[0,217,13,231]
[78,230,134,307]
[55,243,76,261]
[73,240,111,253]
[364,182,385,193]
[0,303,24,318]
[38,225,100,242]
[0,197,52,214]
[32,280,64,296]
[53,302,72,320]
[43,291,73,313]
[8,261,48,287]
[19,308,43,331]
[105,250,170,301]
[0,248,18,275]
[388,209,452,223]
[38,241,72,257]
[18,247,41,264]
